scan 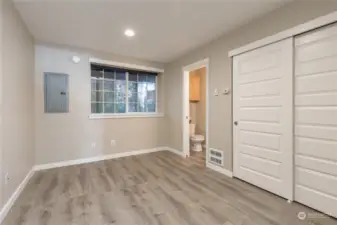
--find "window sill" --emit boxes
[89,113,164,119]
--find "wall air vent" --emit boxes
[209,148,224,166]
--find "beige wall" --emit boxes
[1,0,35,209]
[34,44,167,164]
[164,1,337,171]
[0,0,3,209]
[189,68,206,137]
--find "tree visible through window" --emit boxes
[91,64,157,114]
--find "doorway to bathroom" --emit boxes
[182,58,209,165]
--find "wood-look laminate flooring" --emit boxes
[2,151,337,225]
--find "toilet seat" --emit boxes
[191,135,204,141]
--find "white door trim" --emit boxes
[182,58,209,158]
[229,11,337,57]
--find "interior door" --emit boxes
[294,24,337,218]
[233,38,293,200]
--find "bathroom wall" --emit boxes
[189,67,206,137]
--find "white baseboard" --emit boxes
[0,169,35,224]
[166,147,186,157]
[206,162,233,178]
[33,147,166,171]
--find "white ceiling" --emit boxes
[14,0,292,63]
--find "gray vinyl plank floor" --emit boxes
[2,151,337,225]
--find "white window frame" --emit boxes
[89,58,164,119]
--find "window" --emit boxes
[91,64,157,114]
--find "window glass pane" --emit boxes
[116,92,126,102]
[128,103,137,112]
[138,94,147,108]
[91,69,103,78]
[146,90,156,104]
[138,102,146,112]
[147,103,156,112]
[128,82,138,92]
[91,103,103,113]
[104,103,114,113]
[98,91,104,102]
[116,72,126,80]
[129,72,138,81]
[138,75,147,82]
[115,103,126,113]
[137,81,147,112]
[128,92,138,103]
[137,82,147,93]
[91,91,103,102]
[104,80,114,91]
[91,79,97,91]
[96,79,104,91]
[104,92,114,103]
[115,80,126,92]
[147,82,156,103]
[91,91,96,101]
[147,75,156,83]
[104,70,115,79]
[147,82,156,91]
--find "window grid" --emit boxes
[102,69,105,113]
[129,73,137,113]
[91,67,157,114]
[127,73,157,113]
[125,72,129,113]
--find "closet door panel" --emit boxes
[295,23,337,218]
[233,38,293,200]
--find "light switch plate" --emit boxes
[222,88,230,95]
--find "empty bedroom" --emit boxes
[0,0,337,224]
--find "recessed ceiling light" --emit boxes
[124,29,135,37]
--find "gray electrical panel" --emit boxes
[44,72,69,113]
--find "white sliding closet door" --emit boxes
[294,24,337,218]
[233,38,293,200]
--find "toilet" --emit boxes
[189,123,205,152]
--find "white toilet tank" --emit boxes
[189,123,196,136]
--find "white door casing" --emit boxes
[183,70,190,157]
[294,23,337,218]
[182,58,209,158]
[233,38,293,200]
